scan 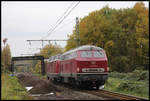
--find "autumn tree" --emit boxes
[1,44,11,72]
[40,44,63,58]
[134,2,149,70]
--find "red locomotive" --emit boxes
[46,45,109,89]
[46,54,61,82]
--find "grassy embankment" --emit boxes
[104,69,149,99]
[1,73,34,100]
[32,73,47,78]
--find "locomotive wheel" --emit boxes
[82,83,90,90]
[76,81,83,89]
[76,81,80,87]
[47,76,49,80]
[53,78,58,84]
[96,85,100,90]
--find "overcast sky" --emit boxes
[1,1,149,57]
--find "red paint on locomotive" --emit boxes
[46,54,61,81]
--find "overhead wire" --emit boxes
[41,2,75,40]
[55,19,74,31]
[28,2,80,55]
[41,1,80,40]
[27,41,64,55]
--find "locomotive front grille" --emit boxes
[82,68,104,72]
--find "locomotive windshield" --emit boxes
[94,51,104,58]
[80,50,105,58]
[80,51,92,58]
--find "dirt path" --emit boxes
[16,73,106,100]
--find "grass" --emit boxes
[104,71,149,100]
[32,73,47,78]
[1,73,34,100]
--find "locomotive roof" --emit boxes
[49,54,61,62]
[62,45,103,56]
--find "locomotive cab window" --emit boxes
[64,54,70,60]
[94,51,105,58]
[70,52,77,59]
[55,56,58,60]
[60,55,64,60]
[80,51,92,58]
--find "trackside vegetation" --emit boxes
[104,69,149,99]
[1,73,34,100]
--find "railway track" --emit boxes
[82,89,147,100]
[52,81,147,100]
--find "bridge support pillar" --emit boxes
[41,59,45,75]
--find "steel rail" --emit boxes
[83,90,147,100]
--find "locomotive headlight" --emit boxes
[77,67,80,72]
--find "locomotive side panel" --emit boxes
[45,60,50,73]
[47,55,61,81]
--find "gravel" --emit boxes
[16,73,106,100]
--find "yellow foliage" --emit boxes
[35,61,41,74]
[40,44,63,58]
[134,2,149,37]
[104,40,114,57]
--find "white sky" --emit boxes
[1,1,149,57]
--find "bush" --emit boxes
[129,70,141,80]
[138,70,149,81]
[131,69,149,81]
[110,56,130,72]
[109,72,126,79]
[117,81,147,94]
[106,70,149,99]
[135,66,145,70]
[109,70,149,81]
